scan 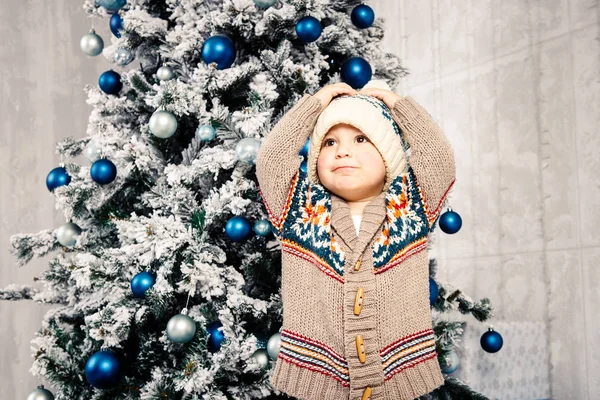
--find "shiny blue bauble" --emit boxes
[439,209,462,234]
[90,158,117,185]
[131,271,155,298]
[480,328,503,353]
[99,70,122,95]
[225,216,252,242]
[85,350,122,389]
[110,12,123,38]
[201,35,236,70]
[340,57,372,89]
[300,160,308,174]
[46,166,71,192]
[253,219,272,236]
[295,16,322,43]
[429,277,439,306]
[96,0,126,11]
[351,4,375,29]
[206,320,225,353]
[299,137,310,158]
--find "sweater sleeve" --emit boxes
[255,93,323,237]
[390,96,456,231]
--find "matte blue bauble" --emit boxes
[110,12,123,38]
[96,0,126,11]
[99,70,122,95]
[439,209,462,234]
[295,16,322,43]
[480,328,503,353]
[46,167,71,192]
[299,137,310,158]
[85,350,122,389]
[429,277,439,306]
[351,4,375,29]
[201,35,236,70]
[226,216,252,242]
[131,271,155,298]
[253,219,272,236]
[340,57,372,89]
[90,158,117,184]
[206,320,225,353]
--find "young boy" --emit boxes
[255,80,456,400]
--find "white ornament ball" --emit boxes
[149,110,177,138]
[196,124,216,141]
[254,0,278,8]
[166,313,196,343]
[114,48,134,66]
[157,66,175,81]
[80,30,104,56]
[84,139,102,163]
[235,137,261,163]
[266,332,281,359]
[56,222,82,247]
[251,348,270,368]
[27,386,54,400]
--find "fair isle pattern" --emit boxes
[380,329,439,381]
[259,169,301,238]
[278,329,350,387]
[372,165,430,274]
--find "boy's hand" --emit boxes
[357,87,402,110]
[313,82,358,108]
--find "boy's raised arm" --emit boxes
[255,93,323,235]
[390,96,457,231]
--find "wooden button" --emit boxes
[354,288,364,315]
[355,335,366,363]
[354,260,361,271]
[361,386,372,400]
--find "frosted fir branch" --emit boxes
[123,6,169,38]
[205,60,263,97]
[0,284,37,301]
[10,230,59,267]
[144,76,210,116]
[85,303,136,348]
[55,136,88,158]
[434,282,494,323]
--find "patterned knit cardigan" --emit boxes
[255,93,456,400]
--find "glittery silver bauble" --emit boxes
[251,348,270,368]
[253,0,277,8]
[114,48,134,66]
[84,139,102,163]
[235,137,261,163]
[56,222,82,247]
[27,386,54,400]
[253,219,271,236]
[149,110,177,138]
[166,313,196,343]
[266,332,281,360]
[196,124,216,141]
[80,30,104,56]
[156,66,175,81]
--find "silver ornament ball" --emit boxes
[196,124,216,141]
[253,219,271,236]
[254,0,278,8]
[149,110,178,138]
[266,332,281,359]
[235,137,261,163]
[27,386,54,400]
[441,349,460,374]
[84,139,102,163]
[251,348,270,368]
[166,313,196,343]
[114,48,134,66]
[157,66,175,81]
[80,30,104,56]
[56,222,82,247]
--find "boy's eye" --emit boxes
[323,135,368,147]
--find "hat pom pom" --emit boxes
[362,79,392,91]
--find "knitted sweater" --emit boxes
[255,93,456,400]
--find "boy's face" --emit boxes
[316,123,386,202]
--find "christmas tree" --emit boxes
[3,0,496,399]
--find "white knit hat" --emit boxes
[307,79,410,192]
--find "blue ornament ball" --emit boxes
[99,70,122,95]
[131,271,155,298]
[96,0,126,11]
[46,166,71,192]
[85,350,122,389]
[440,350,460,374]
[206,320,225,353]
[226,216,252,242]
[341,57,372,89]
[351,4,375,29]
[439,209,462,234]
[299,137,310,158]
[196,124,216,141]
[480,328,503,353]
[253,219,272,236]
[90,158,117,185]
[296,16,322,43]
[300,160,308,174]
[429,277,439,306]
[201,35,236,70]
[110,12,123,38]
